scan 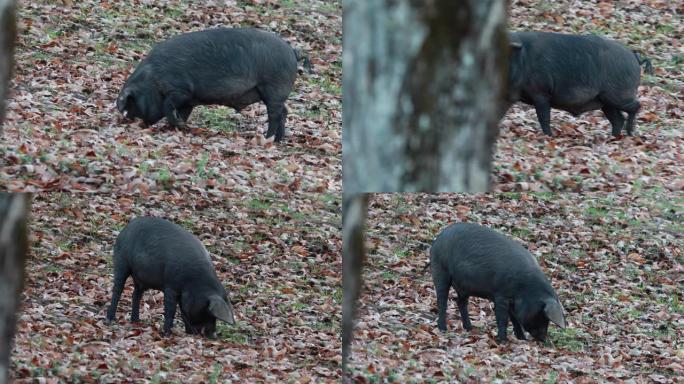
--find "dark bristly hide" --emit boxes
[430,222,565,343]
[117,28,308,142]
[106,217,235,338]
[507,31,652,137]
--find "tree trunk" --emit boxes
[341,193,367,379]
[0,3,21,382]
[0,194,30,384]
[0,0,16,136]
[343,0,508,192]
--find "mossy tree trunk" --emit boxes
[341,193,367,379]
[0,193,30,384]
[0,0,16,137]
[0,2,21,383]
[343,0,508,192]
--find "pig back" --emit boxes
[513,32,641,96]
[147,28,298,86]
[114,217,215,290]
[431,223,546,298]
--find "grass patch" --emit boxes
[585,206,609,218]
[551,327,586,352]
[196,152,217,180]
[381,270,398,280]
[194,107,240,133]
[510,227,531,239]
[44,264,64,274]
[217,323,251,345]
[395,248,410,258]
[154,167,173,189]
[310,75,341,95]
[247,198,273,210]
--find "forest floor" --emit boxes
[0,0,341,195]
[12,192,341,382]
[348,192,683,382]
[495,0,683,193]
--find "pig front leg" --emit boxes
[509,310,526,340]
[203,321,217,339]
[622,100,641,136]
[162,288,179,336]
[493,296,511,343]
[162,93,191,129]
[531,98,553,136]
[178,105,194,123]
[456,295,472,331]
[183,320,200,335]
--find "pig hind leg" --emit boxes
[259,85,290,142]
[621,100,641,136]
[601,105,625,136]
[432,267,451,332]
[264,101,287,142]
[106,262,131,322]
[602,92,641,136]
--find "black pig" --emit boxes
[117,28,309,142]
[430,222,565,343]
[106,217,235,338]
[508,31,653,137]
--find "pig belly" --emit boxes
[551,88,602,116]
[127,253,166,290]
[196,80,261,109]
[130,271,165,291]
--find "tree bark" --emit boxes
[0,0,16,136]
[341,193,367,379]
[0,3,21,382]
[343,0,508,192]
[0,194,30,384]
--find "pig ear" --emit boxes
[208,294,235,324]
[543,297,566,328]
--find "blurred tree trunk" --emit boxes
[343,0,508,192]
[341,193,367,379]
[0,0,16,136]
[0,3,21,383]
[0,194,30,384]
